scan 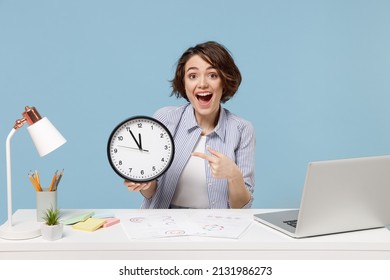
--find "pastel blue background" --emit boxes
[1,0,389,224]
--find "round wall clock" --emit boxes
[107,116,174,182]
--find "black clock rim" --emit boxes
[106,115,175,183]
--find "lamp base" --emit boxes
[0,221,41,240]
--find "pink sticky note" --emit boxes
[102,218,120,228]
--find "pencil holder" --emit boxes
[36,190,57,222]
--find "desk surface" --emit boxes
[1,209,390,260]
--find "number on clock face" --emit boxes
[107,116,174,182]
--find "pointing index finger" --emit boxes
[206,146,223,158]
[192,151,211,161]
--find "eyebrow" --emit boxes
[186,66,216,73]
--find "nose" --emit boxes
[198,75,208,88]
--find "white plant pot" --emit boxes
[41,223,63,241]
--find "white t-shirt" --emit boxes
[171,136,209,208]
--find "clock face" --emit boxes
[107,116,174,182]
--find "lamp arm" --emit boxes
[5,128,17,228]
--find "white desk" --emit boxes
[1,209,390,260]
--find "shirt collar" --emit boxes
[213,107,227,142]
[183,104,199,131]
[183,104,227,142]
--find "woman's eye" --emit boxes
[188,74,197,80]
[209,73,218,79]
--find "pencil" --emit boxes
[34,173,42,191]
[49,170,58,192]
[35,170,40,186]
[28,174,40,192]
[53,169,64,191]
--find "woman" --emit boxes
[125,41,255,209]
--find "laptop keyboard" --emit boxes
[283,219,298,228]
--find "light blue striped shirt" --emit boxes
[141,103,255,209]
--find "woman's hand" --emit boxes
[192,146,250,208]
[124,180,153,192]
[192,146,240,180]
[124,180,157,199]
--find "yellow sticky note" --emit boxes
[72,218,105,232]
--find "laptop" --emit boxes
[254,155,390,238]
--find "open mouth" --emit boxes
[196,92,213,104]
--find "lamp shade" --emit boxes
[27,117,67,157]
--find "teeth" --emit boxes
[197,92,212,96]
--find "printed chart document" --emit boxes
[119,210,253,239]
[190,211,253,238]
[120,211,195,239]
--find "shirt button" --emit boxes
[208,183,212,187]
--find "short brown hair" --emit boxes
[171,41,242,103]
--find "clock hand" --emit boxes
[117,145,149,152]
[129,130,142,150]
[138,133,143,150]
[137,133,149,152]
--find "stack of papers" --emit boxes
[118,210,253,239]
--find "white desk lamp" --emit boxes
[0,106,66,240]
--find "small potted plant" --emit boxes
[41,207,63,241]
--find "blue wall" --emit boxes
[1,0,389,224]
